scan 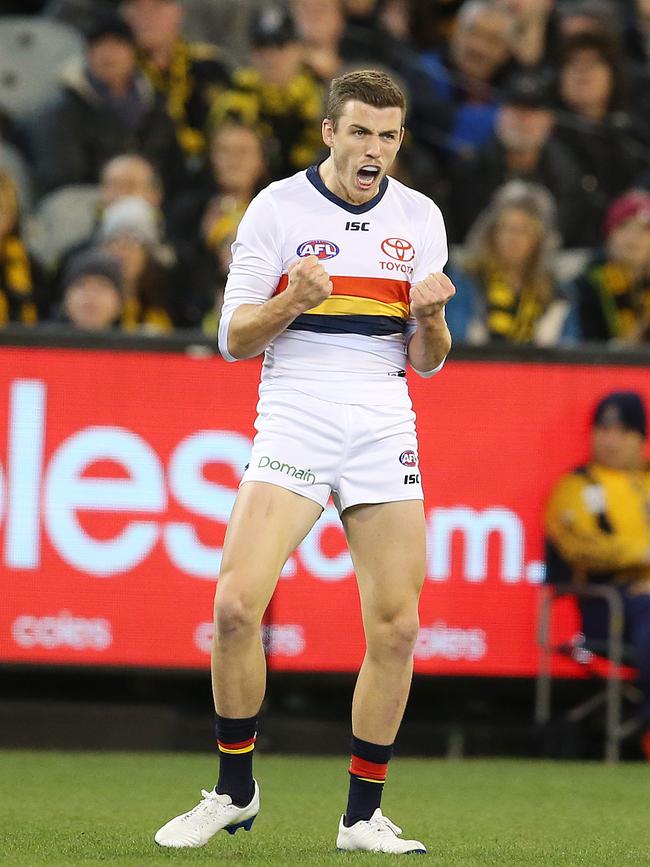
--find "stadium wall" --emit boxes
[0,330,649,683]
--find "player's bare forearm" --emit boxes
[407,272,455,373]
[407,310,452,372]
[226,255,333,359]
[226,295,305,359]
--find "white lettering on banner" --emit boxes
[44,427,166,575]
[0,378,538,585]
[11,611,112,651]
[298,504,353,581]
[194,622,305,657]
[164,431,250,578]
[415,622,487,661]
[5,380,45,568]
[427,506,524,583]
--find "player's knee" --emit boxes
[368,612,420,661]
[214,592,260,641]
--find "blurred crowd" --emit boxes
[0,0,649,345]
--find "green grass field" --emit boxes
[2,750,649,866]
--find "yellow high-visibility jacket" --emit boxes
[544,462,650,591]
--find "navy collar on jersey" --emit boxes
[306,162,389,214]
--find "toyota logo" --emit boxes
[381,237,415,261]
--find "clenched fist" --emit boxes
[286,255,333,314]
[409,272,456,320]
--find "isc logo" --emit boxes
[296,240,340,259]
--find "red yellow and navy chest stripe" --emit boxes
[273,273,410,336]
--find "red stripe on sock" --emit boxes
[349,756,388,782]
[217,736,256,750]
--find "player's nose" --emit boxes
[365,136,381,158]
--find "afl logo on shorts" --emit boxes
[381,237,415,262]
[297,240,340,259]
[399,450,417,467]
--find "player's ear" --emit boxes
[322,118,334,147]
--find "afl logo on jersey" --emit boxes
[399,450,418,467]
[381,237,415,262]
[297,240,340,260]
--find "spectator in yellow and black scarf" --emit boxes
[569,189,650,343]
[208,5,324,182]
[166,122,268,331]
[0,170,38,326]
[445,180,568,346]
[122,0,231,168]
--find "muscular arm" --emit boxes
[407,272,455,375]
[407,309,452,374]
[225,295,304,360]
[224,255,333,360]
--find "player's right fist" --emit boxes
[286,255,333,313]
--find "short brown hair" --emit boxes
[326,69,406,128]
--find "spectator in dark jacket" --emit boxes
[30,14,184,198]
[418,0,515,155]
[553,31,649,246]
[568,189,650,343]
[449,72,588,246]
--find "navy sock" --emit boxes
[344,736,393,827]
[215,713,256,807]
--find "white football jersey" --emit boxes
[218,165,448,405]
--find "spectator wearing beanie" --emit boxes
[30,12,184,198]
[567,189,650,342]
[208,5,324,182]
[58,249,125,330]
[98,195,177,331]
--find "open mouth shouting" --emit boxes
[356,164,381,190]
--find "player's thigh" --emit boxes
[216,480,323,620]
[342,499,427,622]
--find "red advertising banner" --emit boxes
[0,345,648,676]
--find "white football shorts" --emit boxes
[241,388,423,512]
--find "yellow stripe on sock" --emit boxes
[357,776,385,783]
[218,743,256,755]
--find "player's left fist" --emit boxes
[409,272,456,320]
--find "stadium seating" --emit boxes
[535,582,642,762]
[0,139,33,213]
[0,16,83,121]
[27,183,99,267]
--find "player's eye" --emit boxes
[382,133,396,140]
[353,129,365,136]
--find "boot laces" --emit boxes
[181,789,230,822]
[368,811,402,837]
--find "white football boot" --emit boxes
[336,808,427,854]
[154,781,259,848]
